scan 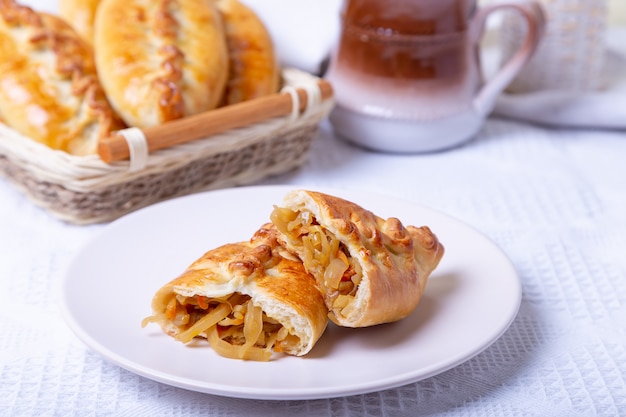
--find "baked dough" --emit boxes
[58,0,101,45]
[142,223,328,360]
[214,0,280,105]
[94,0,229,128]
[271,190,445,327]
[0,1,123,155]
[58,0,278,108]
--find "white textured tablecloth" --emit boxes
[2,1,626,416]
[2,117,625,416]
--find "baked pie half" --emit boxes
[142,223,328,361]
[270,190,444,328]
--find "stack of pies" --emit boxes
[0,0,279,155]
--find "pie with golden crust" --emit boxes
[59,0,279,107]
[142,223,328,361]
[214,0,280,105]
[94,0,229,128]
[58,0,101,45]
[270,190,445,328]
[0,0,123,155]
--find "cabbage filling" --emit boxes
[142,292,298,361]
[271,206,363,313]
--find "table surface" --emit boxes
[2,1,626,416]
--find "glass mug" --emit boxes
[325,0,546,153]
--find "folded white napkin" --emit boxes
[493,90,626,129]
[491,27,626,130]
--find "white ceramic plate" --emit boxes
[60,185,521,400]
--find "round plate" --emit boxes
[60,185,521,400]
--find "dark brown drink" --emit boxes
[337,0,475,80]
[326,0,479,120]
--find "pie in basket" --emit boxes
[0,1,123,155]
[58,0,101,45]
[94,0,229,128]
[215,0,280,105]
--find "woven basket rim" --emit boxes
[0,67,332,192]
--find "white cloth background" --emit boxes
[1,1,626,416]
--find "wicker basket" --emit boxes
[0,68,333,224]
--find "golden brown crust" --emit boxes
[214,0,279,106]
[149,223,328,357]
[58,0,101,45]
[273,190,444,327]
[0,1,123,155]
[94,0,229,128]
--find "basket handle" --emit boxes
[97,80,333,163]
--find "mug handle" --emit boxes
[471,1,546,116]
